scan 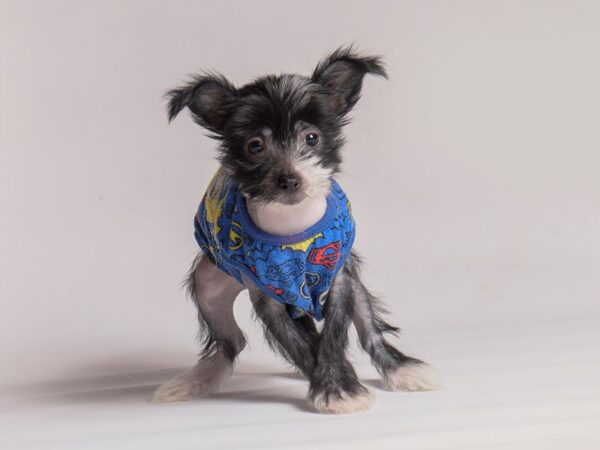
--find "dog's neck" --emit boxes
[246,195,328,236]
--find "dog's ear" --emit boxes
[165,73,237,134]
[312,46,387,117]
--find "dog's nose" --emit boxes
[277,175,301,192]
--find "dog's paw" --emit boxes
[383,361,443,392]
[310,386,375,414]
[152,376,197,403]
[152,354,233,403]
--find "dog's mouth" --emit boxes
[250,189,307,206]
[241,184,307,206]
[277,191,307,205]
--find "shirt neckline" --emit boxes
[235,181,340,245]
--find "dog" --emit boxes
[153,46,441,414]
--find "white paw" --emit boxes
[152,376,197,403]
[383,362,443,392]
[152,354,233,403]
[311,387,375,414]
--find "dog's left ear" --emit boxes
[312,46,388,117]
[165,73,238,136]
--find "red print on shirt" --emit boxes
[308,241,341,270]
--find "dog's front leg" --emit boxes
[153,254,246,402]
[308,269,375,414]
[246,278,318,378]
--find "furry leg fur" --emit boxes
[346,250,442,392]
[247,273,373,414]
[153,254,246,403]
[246,277,318,378]
[308,268,374,414]
[152,352,234,402]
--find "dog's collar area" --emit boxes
[235,182,340,245]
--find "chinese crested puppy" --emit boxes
[153,46,441,414]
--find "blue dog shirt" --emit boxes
[194,175,355,320]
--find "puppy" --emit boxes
[153,47,441,414]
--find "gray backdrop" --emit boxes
[1,0,599,387]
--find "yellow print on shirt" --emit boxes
[205,193,225,237]
[281,232,323,252]
[229,221,243,250]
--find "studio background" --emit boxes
[2,1,599,449]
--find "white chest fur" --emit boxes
[246,195,328,236]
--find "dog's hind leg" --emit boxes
[346,250,442,392]
[152,254,246,402]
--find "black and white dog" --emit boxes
[153,47,441,414]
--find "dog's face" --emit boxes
[167,47,387,204]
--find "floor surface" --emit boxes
[2,320,600,450]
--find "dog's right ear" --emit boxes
[165,73,237,135]
[312,46,387,118]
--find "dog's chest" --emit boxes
[246,196,328,236]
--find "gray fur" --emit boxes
[245,276,318,377]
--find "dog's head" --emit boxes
[167,46,387,205]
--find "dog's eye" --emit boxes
[305,133,320,147]
[247,138,264,155]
